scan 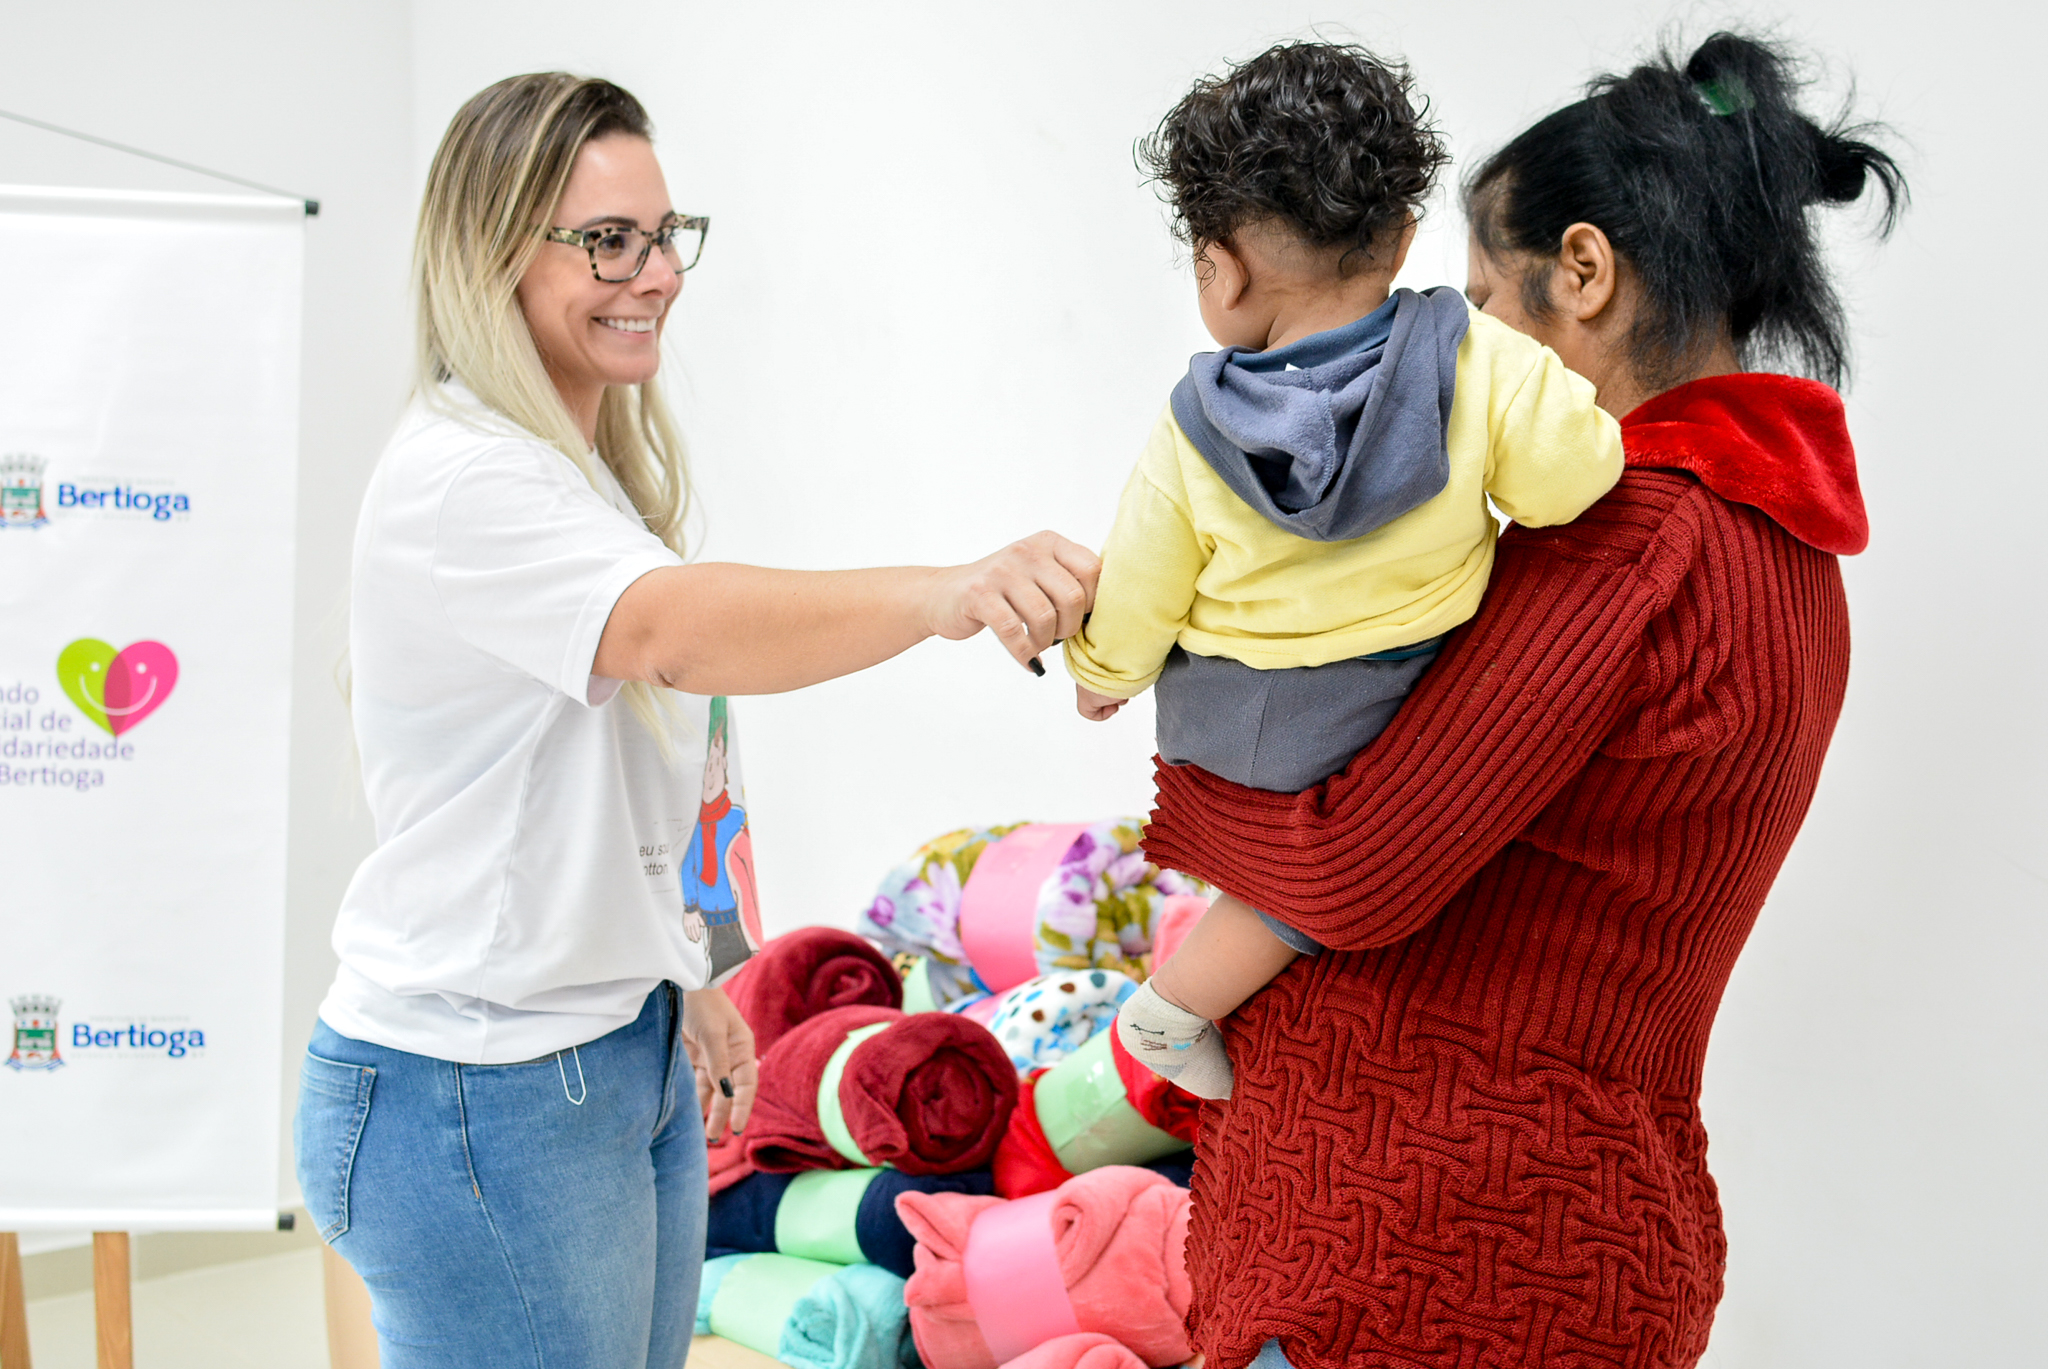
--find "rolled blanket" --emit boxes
[1104,1028,1201,1145]
[958,820,1211,993]
[896,1165,1193,1369]
[859,825,1023,1008]
[727,926,903,1055]
[992,1033,1193,1200]
[860,821,1211,1002]
[708,1167,999,1278]
[983,969,1138,1072]
[697,1252,914,1369]
[746,1005,1019,1176]
[1001,1333,1152,1369]
[708,1131,755,1197]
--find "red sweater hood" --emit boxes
[1620,372,1868,554]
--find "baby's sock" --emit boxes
[1115,981,1233,1100]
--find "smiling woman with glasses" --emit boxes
[298,72,1100,1369]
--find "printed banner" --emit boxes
[0,186,303,1230]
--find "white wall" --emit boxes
[6,2,2039,1362]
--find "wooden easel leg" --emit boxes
[90,1234,130,1369]
[0,1232,31,1369]
[321,1245,380,1369]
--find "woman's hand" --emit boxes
[923,531,1102,672]
[680,986,757,1142]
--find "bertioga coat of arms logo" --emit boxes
[7,995,64,1071]
[0,453,49,528]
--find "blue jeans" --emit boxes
[295,985,706,1369]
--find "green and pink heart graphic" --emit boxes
[57,639,179,736]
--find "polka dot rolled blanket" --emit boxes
[894,1165,1193,1369]
[744,1005,1019,1177]
[981,969,1138,1073]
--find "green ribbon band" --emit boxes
[709,1253,840,1357]
[817,1021,892,1166]
[900,958,939,1015]
[775,1167,879,1265]
[1035,1030,1189,1173]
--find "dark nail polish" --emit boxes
[719,1077,735,1098]
[1028,657,1046,677]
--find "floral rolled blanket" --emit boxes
[895,1165,1193,1369]
[858,825,1022,1007]
[697,1253,915,1369]
[708,1166,998,1278]
[726,926,904,1055]
[859,820,1210,1006]
[745,1005,1019,1177]
[991,1031,1196,1199]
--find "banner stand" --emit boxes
[0,1229,134,1369]
[0,1233,26,1369]
[92,1234,131,1369]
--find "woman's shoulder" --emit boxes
[373,384,593,509]
[1501,464,1728,586]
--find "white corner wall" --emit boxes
[4,3,2037,1362]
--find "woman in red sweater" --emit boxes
[1140,34,1906,1369]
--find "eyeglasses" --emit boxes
[542,214,708,282]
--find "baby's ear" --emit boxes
[894,1190,999,1262]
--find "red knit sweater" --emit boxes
[1141,374,1863,1369]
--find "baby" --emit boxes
[1068,42,1624,1098]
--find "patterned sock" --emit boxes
[1115,981,1233,1100]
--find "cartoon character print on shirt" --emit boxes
[681,696,764,983]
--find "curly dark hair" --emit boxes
[1138,41,1449,272]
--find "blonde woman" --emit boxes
[294,74,1098,1368]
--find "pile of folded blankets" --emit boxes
[700,820,1213,1369]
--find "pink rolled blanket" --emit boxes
[895,1165,1192,1369]
[1001,1334,1150,1369]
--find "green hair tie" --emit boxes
[1695,76,1755,117]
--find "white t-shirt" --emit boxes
[320,384,717,1063]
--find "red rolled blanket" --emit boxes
[724,926,903,1055]
[993,1033,1201,1198]
[745,1005,1018,1176]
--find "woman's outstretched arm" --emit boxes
[593,530,1100,696]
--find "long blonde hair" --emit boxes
[415,73,694,745]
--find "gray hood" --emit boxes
[1169,286,1470,542]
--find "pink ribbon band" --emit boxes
[958,822,1089,994]
[962,1190,1082,1365]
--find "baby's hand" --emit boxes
[1076,685,1126,721]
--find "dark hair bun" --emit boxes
[1466,31,1906,389]
[1813,127,1875,204]
[1140,41,1450,269]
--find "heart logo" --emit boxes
[57,639,179,736]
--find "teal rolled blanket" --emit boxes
[697,1252,915,1369]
